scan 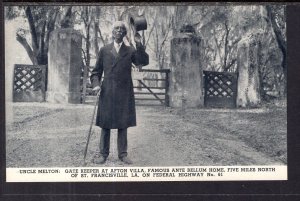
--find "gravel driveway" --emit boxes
[6,103,285,167]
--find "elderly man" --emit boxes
[90,21,149,164]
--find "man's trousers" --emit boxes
[99,128,128,159]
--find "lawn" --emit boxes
[169,105,287,164]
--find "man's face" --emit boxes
[112,25,126,42]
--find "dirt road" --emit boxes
[6,103,286,167]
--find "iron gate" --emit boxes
[203,70,238,108]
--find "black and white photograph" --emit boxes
[4,4,287,182]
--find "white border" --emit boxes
[7,165,287,182]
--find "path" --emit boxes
[6,103,284,167]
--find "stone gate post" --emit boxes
[169,27,203,108]
[46,28,82,104]
[236,33,262,107]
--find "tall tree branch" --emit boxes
[93,7,101,57]
[60,6,73,28]
[25,6,39,53]
[224,59,236,72]
[39,21,46,55]
[144,14,157,49]
[94,21,100,58]
[119,6,136,21]
[16,33,37,64]
[266,5,286,70]
[223,20,230,71]
[266,5,287,95]
[45,9,58,52]
[81,48,87,66]
[158,16,172,68]
[85,23,91,66]
[96,25,106,46]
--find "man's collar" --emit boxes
[114,40,123,47]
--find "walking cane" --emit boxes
[83,90,100,165]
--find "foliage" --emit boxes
[5,6,72,65]
[5,5,286,98]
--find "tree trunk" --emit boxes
[86,23,91,66]
[60,6,73,28]
[266,5,287,95]
[94,21,99,58]
[21,6,60,65]
[94,7,101,57]
[16,33,37,64]
[223,21,229,71]
[45,9,58,54]
[37,21,47,65]
[25,6,39,54]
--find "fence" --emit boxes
[13,64,47,102]
[134,69,170,106]
[203,70,238,108]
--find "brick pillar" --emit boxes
[46,28,82,104]
[169,32,203,108]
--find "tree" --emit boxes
[6,5,287,101]
[207,7,241,72]
[74,6,93,66]
[265,5,287,95]
[142,6,175,69]
[6,6,73,65]
[152,7,173,69]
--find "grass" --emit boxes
[172,106,287,164]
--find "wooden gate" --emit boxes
[13,64,47,102]
[203,71,238,108]
[81,66,170,107]
[134,69,170,107]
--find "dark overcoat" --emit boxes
[91,42,149,129]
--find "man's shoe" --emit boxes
[120,156,133,164]
[93,154,107,164]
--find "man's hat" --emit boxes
[130,15,147,32]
